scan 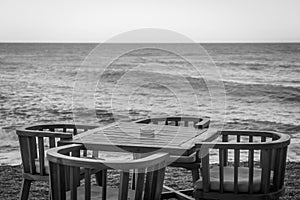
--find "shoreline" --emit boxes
[1,162,299,199]
[1,120,300,166]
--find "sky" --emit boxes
[0,0,300,43]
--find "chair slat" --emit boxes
[261,149,271,193]
[70,166,78,200]
[144,167,154,200]
[202,150,210,192]
[270,137,277,170]
[84,168,91,200]
[119,172,129,200]
[134,169,145,200]
[31,137,38,158]
[150,165,160,200]
[260,136,267,168]
[38,137,45,175]
[249,135,253,143]
[248,133,254,193]
[49,162,59,200]
[82,150,87,157]
[27,137,36,174]
[102,170,107,200]
[222,134,228,166]
[72,149,81,187]
[18,135,30,173]
[153,167,166,200]
[280,147,288,188]
[248,149,254,193]
[237,135,241,142]
[131,169,136,190]
[58,164,66,200]
[234,149,239,194]
[272,148,281,190]
[64,165,71,192]
[49,137,56,148]
[73,128,78,135]
[219,149,224,193]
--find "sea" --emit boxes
[0,43,299,166]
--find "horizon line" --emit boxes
[1,41,300,44]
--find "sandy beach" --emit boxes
[1,163,299,199]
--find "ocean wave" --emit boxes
[98,69,300,104]
[215,60,300,69]
[224,119,300,134]
[156,59,187,65]
[222,79,300,88]
[124,48,169,57]
[223,80,300,104]
[0,59,27,67]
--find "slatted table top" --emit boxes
[61,122,214,155]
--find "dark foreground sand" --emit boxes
[1,163,299,200]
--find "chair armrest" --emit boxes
[16,129,73,139]
[195,118,210,129]
[195,139,290,150]
[47,144,170,171]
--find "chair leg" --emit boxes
[95,171,103,186]
[132,169,136,190]
[95,170,108,200]
[191,168,200,183]
[19,179,32,200]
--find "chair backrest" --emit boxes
[16,124,98,178]
[47,144,169,200]
[195,130,290,199]
[135,116,210,129]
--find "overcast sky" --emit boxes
[0,0,299,43]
